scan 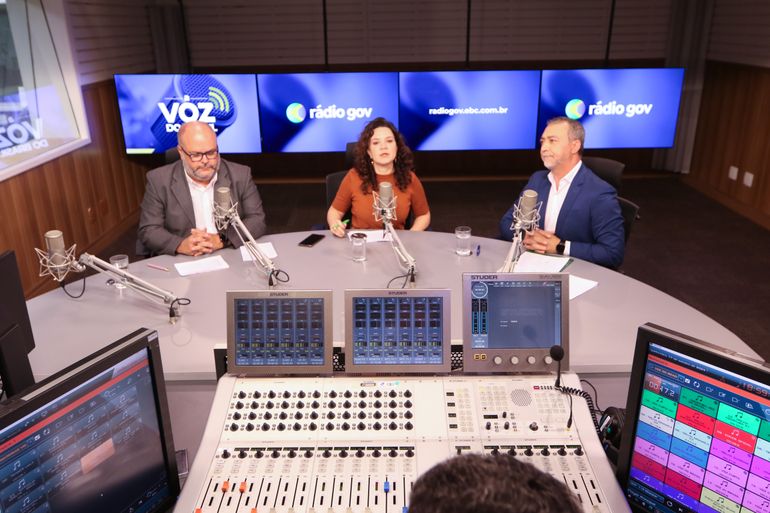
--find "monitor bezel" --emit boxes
[616,322,770,512]
[0,327,179,513]
[226,290,334,376]
[461,272,569,374]
[344,288,452,375]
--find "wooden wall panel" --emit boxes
[686,61,770,230]
[0,80,150,298]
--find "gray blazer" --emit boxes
[137,159,266,256]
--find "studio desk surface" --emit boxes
[27,230,755,388]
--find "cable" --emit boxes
[555,385,601,434]
[60,276,87,299]
[387,273,410,289]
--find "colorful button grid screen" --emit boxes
[627,344,770,513]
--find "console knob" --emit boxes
[279,412,288,420]
[485,421,491,430]
[232,412,241,420]
[527,356,537,365]
[507,448,516,456]
[343,401,352,409]
[389,422,398,430]
[326,422,334,431]
[235,401,244,409]
[406,448,414,457]
[389,390,397,398]
[405,422,413,430]
[388,449,398,457]
[238,450,247,459]
[574,446,584,456]
[265,401,275,409]
[328,401,337,409]
[404,411,413,419]
[238,391,246,399]
[311,401,320,409]
[253,391,262,399]
[295,412,303,420]
[283,391,291,399]
[374,401,383,409]
[389,411,398,420]
[304,450,313,458]
[230,423,238,432]
[271,450,280,458]
[288,449,297,458]
[268,391,276,399]
[342,411,351,420]
[529,422,538,431]
[339,449,348,458]
[329,391,338,398]
[389,400,398,408]
[491,447,500,455]
[544,355,553,365]
[541,447,550,456]
[372,449,381,457]
[312,390,321,398]
[323,449,331,458]
[261,423,270,431]
[504,422,510,430]
[404,400,413,408]
[493,356,503,365]
[558,447,567,456]
[327,412,336,420]
[296,401,305,409]
[358,400,367,408]
[277,423,286,431]
[510,356,519,365]
[221,449,231,459]
[524,447,534,456]
[255,450,264,458]
[374,391,382,398]
[251,401,259,409]
[357,422,366,430]
[344,390,352,398]
[373,411,382,420]
[246,423,254,431]
[310,411,319,420]
[293,423,301,431]
[297,391,306,398]
[373,422,382,430]
[358,411,367,419]
[404,390,412,398]
[263,412,272,420]
[359,390,368,398]
[356,449,365,458]
[309,423,317,431]
[342,422,351,431]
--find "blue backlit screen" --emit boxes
[350,296,445,366]
[258,72,399,153]
[114,74,262,154]
[538,68,685,149]
[233,297,326,367]
[399,70,541,151]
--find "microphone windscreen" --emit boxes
[44,229,66,266]
[378,181,393,207]
[215,187,232,210]
[549,344,565,362]
[520,189,538,222]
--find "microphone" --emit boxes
[498,189,542,272]
[213,186,235,231]
[374,182,396,223]
[516,189,539,230]
[550,344,565,388]
[37,230,83,281]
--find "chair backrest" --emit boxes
[582,156,625,192]
[617,196,640,246]
[344,141,356,170]
[325,170,348,209]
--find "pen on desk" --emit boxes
[476,244,481,256]
[147,263,170,272]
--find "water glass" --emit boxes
[109,254,129,289]
[455,226,472,256]
[350,233,367,262]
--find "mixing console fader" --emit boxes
[175,373,630,513]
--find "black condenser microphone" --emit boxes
[550,344,564,388]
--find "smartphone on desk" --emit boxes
[298,233,325,247]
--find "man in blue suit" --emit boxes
[500,117,624,269]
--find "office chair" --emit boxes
[582,156,625,192]
[617,196,640,246]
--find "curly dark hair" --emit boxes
[353,117,415,194]
[408,453,583,513]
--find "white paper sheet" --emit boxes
[174,255,230,276]
[513,251,571,273]
[568,275,598,300]
[240,242,278,261]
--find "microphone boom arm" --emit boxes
[384,221,417,285]
[78,253,178,306]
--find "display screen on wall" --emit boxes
[399,70,541,151]
[538,68,685,149]
[257,72,399,153]
[114,74,262,154]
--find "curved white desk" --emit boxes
[26,230,756,457]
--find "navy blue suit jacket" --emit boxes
[499,164,625,269]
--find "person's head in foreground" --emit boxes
[408,453,582,513]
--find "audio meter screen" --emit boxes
[233,297,326,367]
[351,296,444,366]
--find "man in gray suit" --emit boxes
[137,121,266,256]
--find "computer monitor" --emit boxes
[462,273,568,373]
[226,290,334,376]
[0,250,36,398]
[617,323,770,513]
[344,289,451,374]
[0,327,179,513]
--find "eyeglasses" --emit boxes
[179,146,219,162]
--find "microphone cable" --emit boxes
[268,269,290,287]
